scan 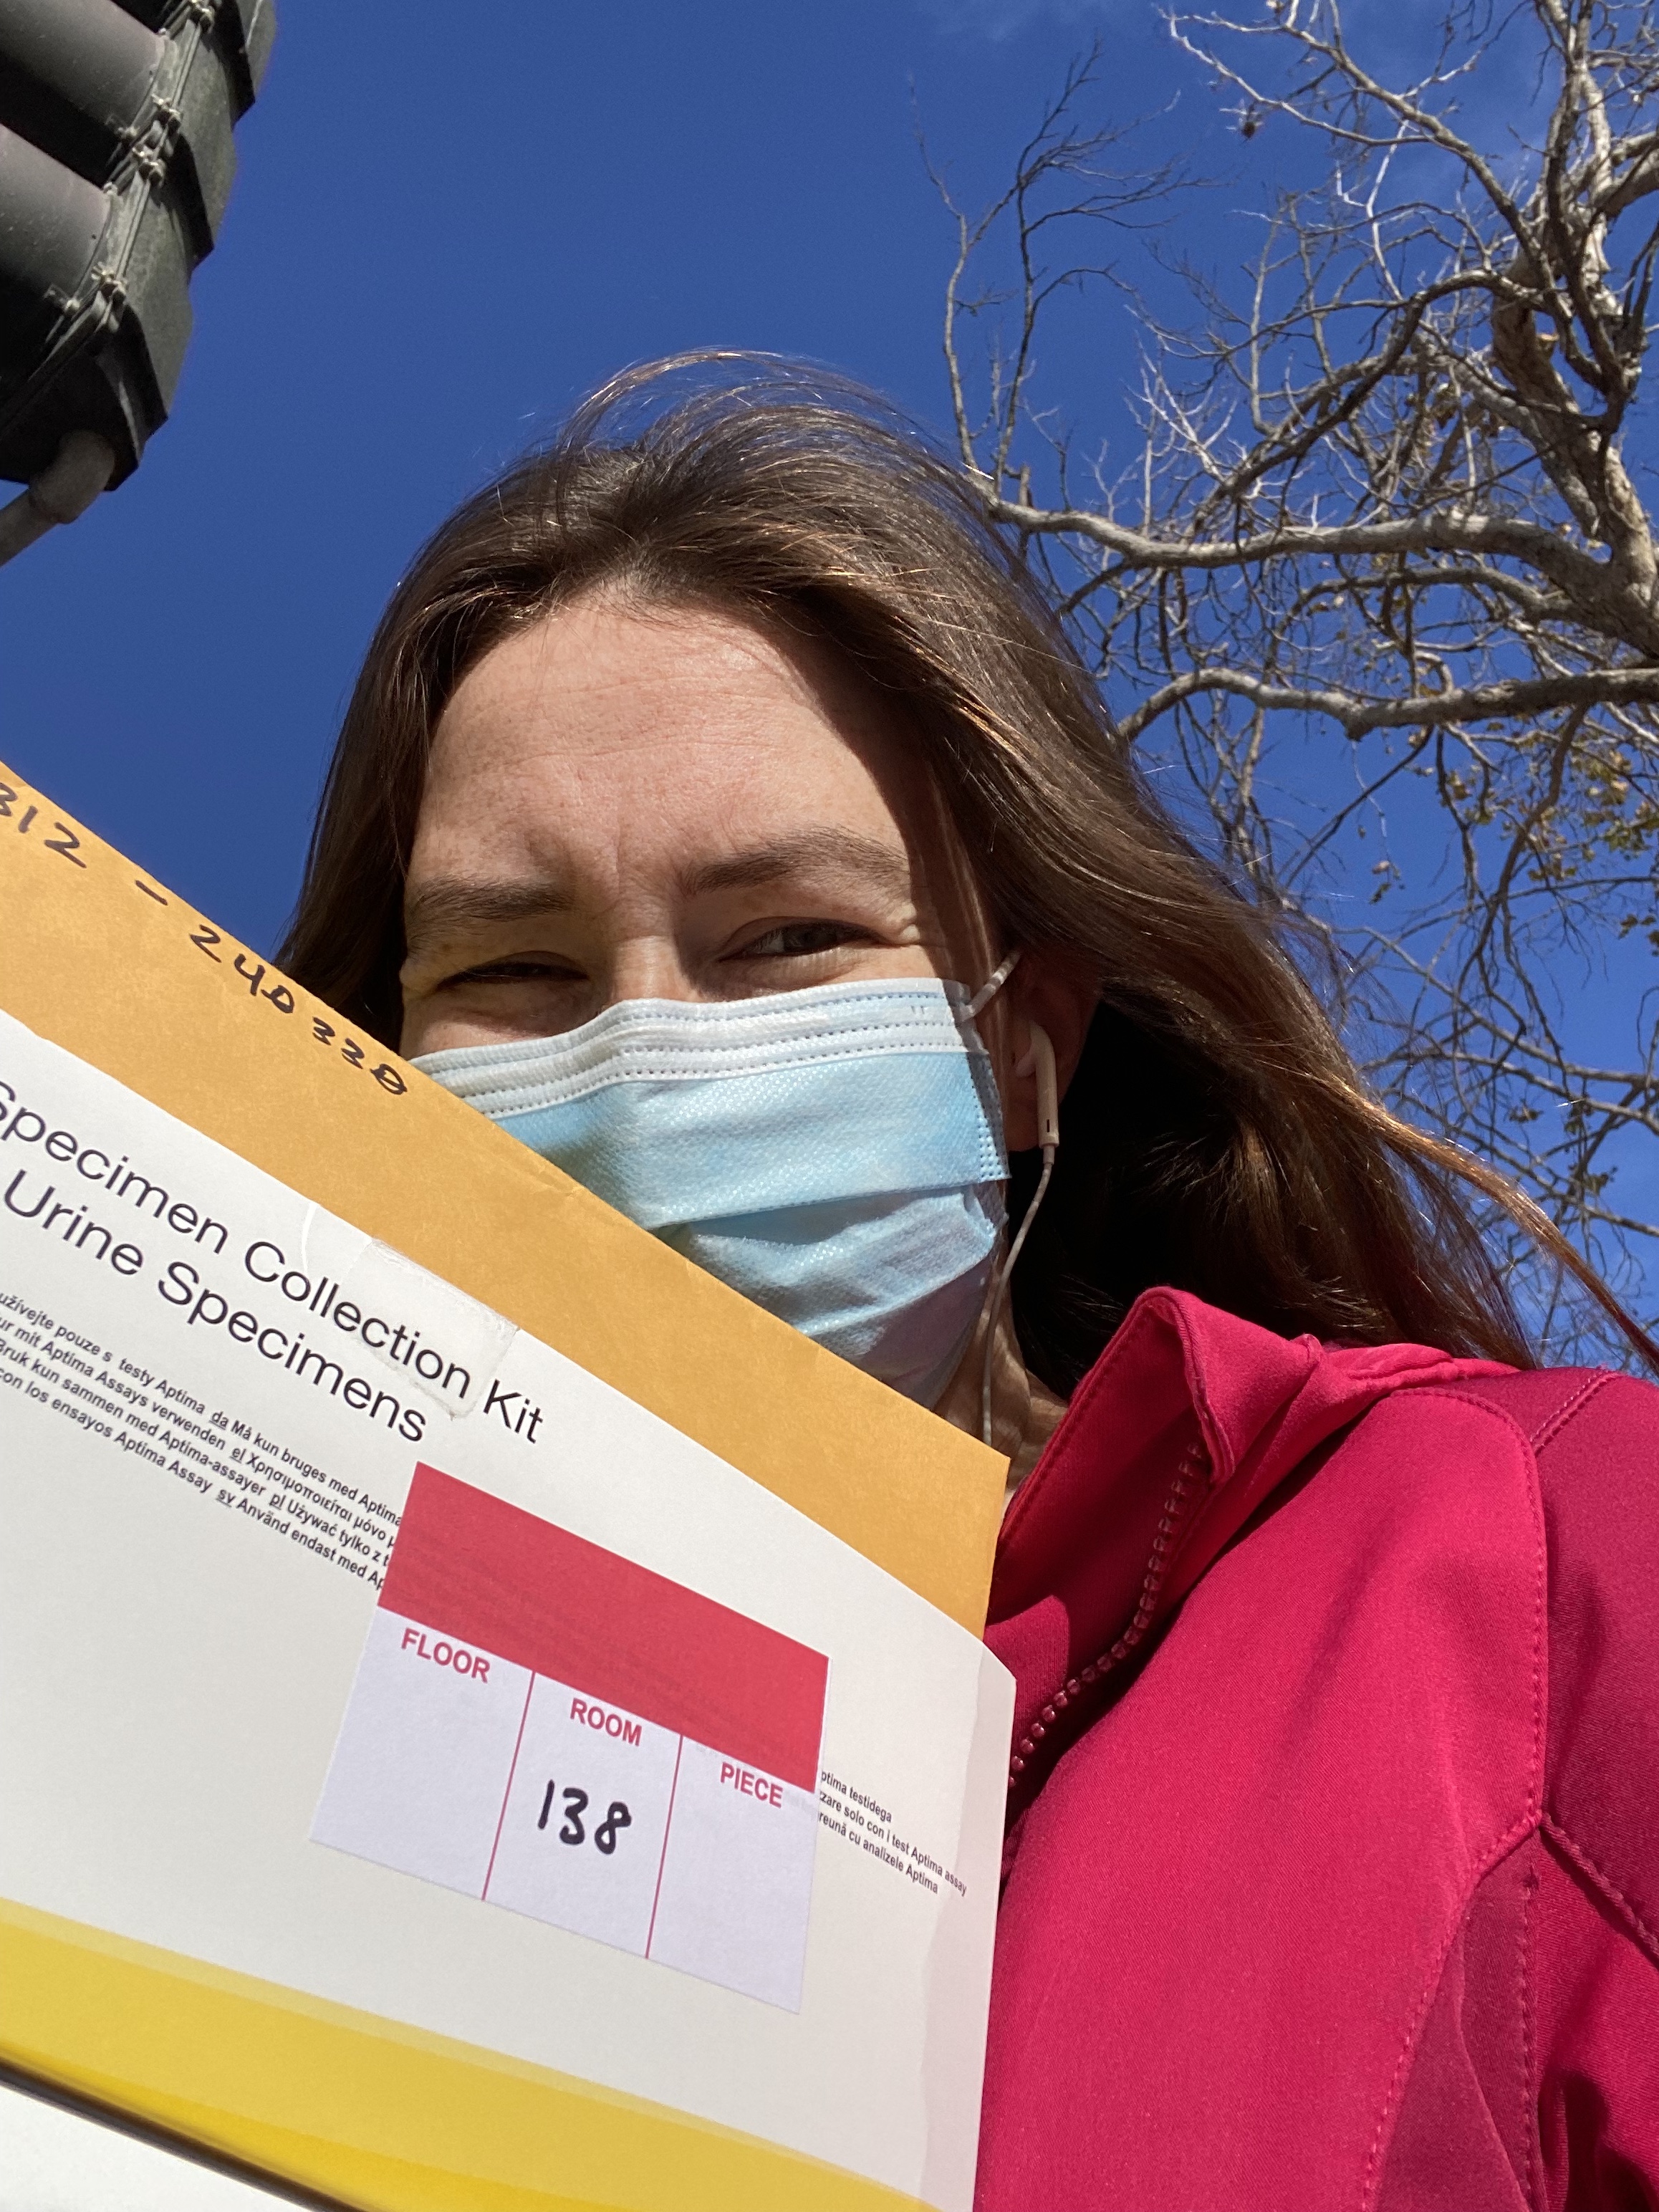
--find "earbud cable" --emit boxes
[982,1019,1059,1449]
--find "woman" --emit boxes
[282,362,1659,2210]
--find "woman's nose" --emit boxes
[603,937,700,1007]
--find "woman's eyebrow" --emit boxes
[681,829,912,900]
[403,876,573,948]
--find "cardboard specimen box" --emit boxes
[0,763,1014,2212]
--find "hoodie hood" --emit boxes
[988,1288,1511,1803]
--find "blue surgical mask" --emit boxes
[413,975,1010,1406]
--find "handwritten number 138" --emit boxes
[537,1781,632,1855]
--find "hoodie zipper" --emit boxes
[1007,1439,1211,1793]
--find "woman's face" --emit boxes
[400,593,1000,1057]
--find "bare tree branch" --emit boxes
[938,0,1659,1357]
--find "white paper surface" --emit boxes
[0,1010,1013,2211]
[0,2082,304,2212]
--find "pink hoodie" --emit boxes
[979,1289,1659,2211]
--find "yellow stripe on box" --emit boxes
[0,1896,925,2212]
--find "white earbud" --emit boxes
[1023,1022,1059,1150]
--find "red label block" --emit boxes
[380,1466,827,1792]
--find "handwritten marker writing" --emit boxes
[315,1465,827,2009]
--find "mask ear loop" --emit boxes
[981,1021,1059,1449]
[966,949,1021,1021]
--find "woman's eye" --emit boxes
[731,922,872,961]
[442,957,583,989]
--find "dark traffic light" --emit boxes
[0,0,274,557]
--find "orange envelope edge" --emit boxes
[0,762,1006,1632]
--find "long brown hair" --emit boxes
[279,356,1653,1388]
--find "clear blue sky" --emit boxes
[7,3,1653,1308]
[1,0,1200,953]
